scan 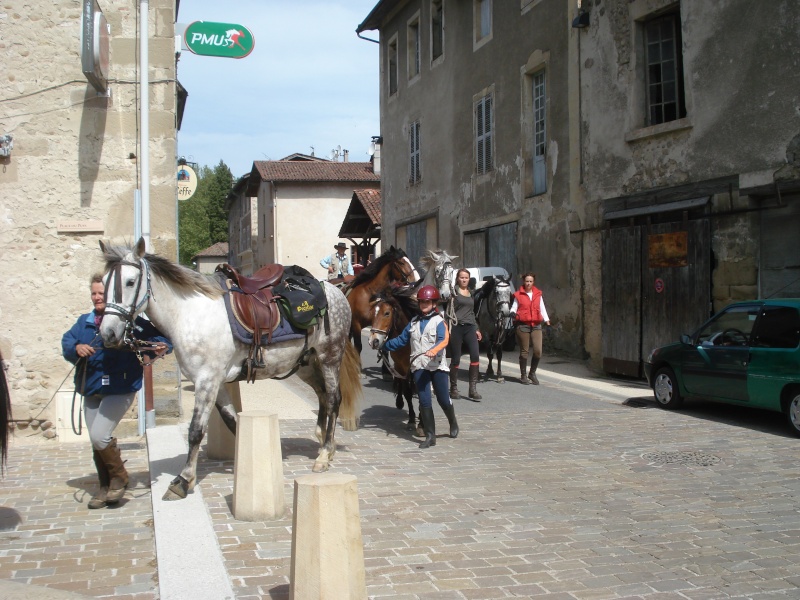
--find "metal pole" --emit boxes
[140,0,150,250]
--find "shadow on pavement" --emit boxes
[621,395,794,438]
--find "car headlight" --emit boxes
[646,348,659,363]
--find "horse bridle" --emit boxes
[487,280,513,346]
[103,258,152,342]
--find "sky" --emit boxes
[176,1,381,177]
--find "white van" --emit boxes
[451,266,513,291]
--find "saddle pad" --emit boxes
[217,273,306,346]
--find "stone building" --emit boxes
[0,1,181,435]
[358,0,800,375]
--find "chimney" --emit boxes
[343,149,349,162]
[371,143,381,176]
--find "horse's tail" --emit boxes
[338,340,362,431]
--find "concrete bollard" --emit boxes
[232,410,285,521]
[290,473,366,600]
[206,382,243,460]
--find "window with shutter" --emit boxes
[476,95,493,175]
[410,120,421,184]
[533,69,546,195]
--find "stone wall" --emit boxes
[0,0,179,440]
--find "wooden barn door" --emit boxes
[602,227,642,377]
[640,220,711,359]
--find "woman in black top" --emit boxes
[448,268,483,401]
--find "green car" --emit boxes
[644,299,800,436]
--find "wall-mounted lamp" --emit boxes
[572,9,590,29]
[0,134,13,158]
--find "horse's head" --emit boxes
[493,276,513,319]
[98,237,150,348]
[389,255,419,288]
[421,249,456,301]
[368,296,394,350]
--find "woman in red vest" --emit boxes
[510,272,550,385]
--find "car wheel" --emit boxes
[785,391,800,437]
[653,367,683,409]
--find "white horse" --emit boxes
[98,239,361,500]
[417,249,457,325]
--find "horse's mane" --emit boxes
[102,244,223,299]
[376,292,417,334]
[418,249,457,271]
[350,246,409,288]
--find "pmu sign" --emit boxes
[184,21,255,59]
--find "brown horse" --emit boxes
[367,292,424,436]
[346,246,418,359]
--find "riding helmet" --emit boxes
[417,285,440,301]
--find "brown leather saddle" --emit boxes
[216,263,285,382]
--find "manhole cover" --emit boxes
[642,450,720,467]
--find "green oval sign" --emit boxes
[184,21,255,59]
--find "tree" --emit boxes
[178,160,233,266]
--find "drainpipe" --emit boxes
[140,0,150,250]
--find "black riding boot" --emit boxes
[528,357,540,385]
[519,358,531,384]
[88,448,110,510]
[443,403,459,438]
[449,365,460,399]
[419,406,436,448]
[468,364,482,401]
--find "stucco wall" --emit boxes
[0,0,179,437]
[255,180,380,279]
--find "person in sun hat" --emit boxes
[320,242,354,281]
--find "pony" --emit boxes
[98,238,362,500]
[366,292,424,435]
[0,349,11,475]
[475,275,514,382]
[417,249,456,325]
[346,246,418,359]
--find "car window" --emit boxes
[696,305,760,347]
[751,305,800,349]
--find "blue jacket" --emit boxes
[61,312,172,397]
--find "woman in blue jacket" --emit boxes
[62,274,172,509]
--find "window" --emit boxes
[752,306,800,349]
[696,305,759,347]
[475,0,492,43]
[532,70,546,195]
[476,94,493,175]
[388,36,398,96]
[407,17,420,79]
[409,120,421,184]
[645,10,685,125]
[431,0,443,62]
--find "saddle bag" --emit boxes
[273,266,328,329]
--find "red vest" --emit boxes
[513,286,543,326]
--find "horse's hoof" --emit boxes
[405,421,415,431]
[497,377,505,384]
[312,461,330,473]
[396,397,404,410]
[163,476,189,500]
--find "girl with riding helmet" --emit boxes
[381,285,459,448]
[510,272,551,385]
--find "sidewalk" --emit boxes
[6,353,799,599]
